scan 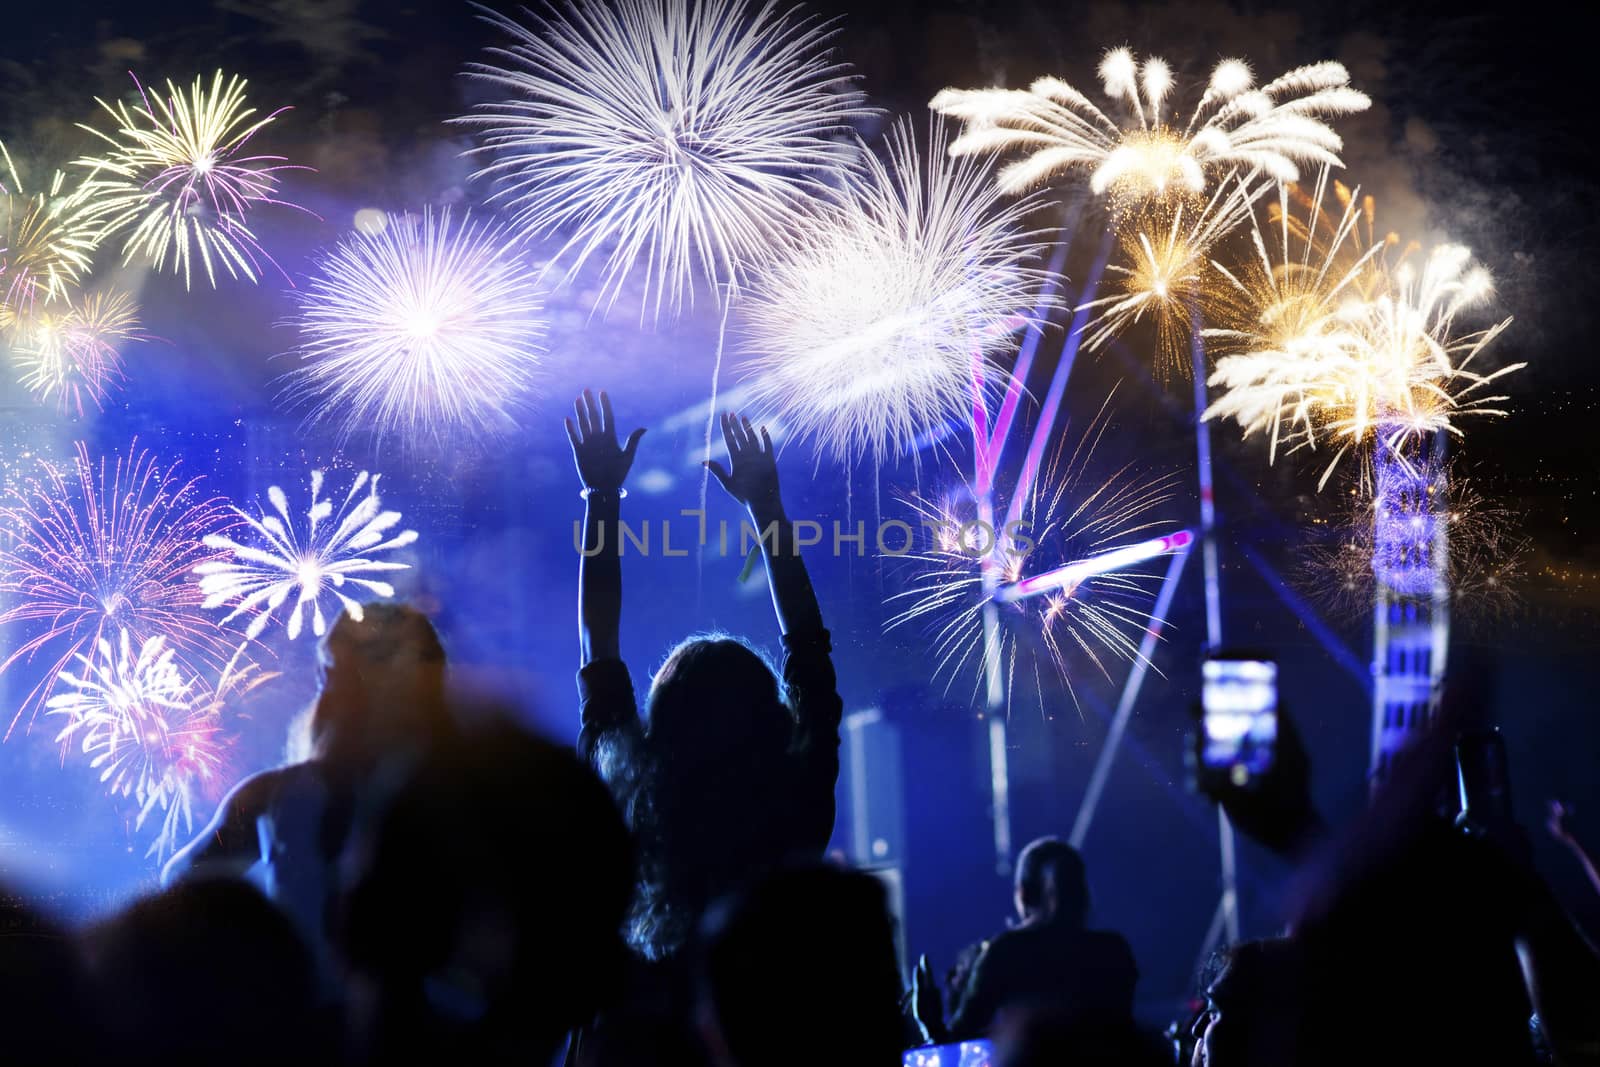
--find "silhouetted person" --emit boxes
[334,712,633,1066]
[1187,939,1304,1067]
[567,391,843,960]
[81,878,323,1067]
[0,888,89,1065]
[1281,676,1600,1067]
[916,838,1138,1042]
[696,864,905,1067]
[163,603,452,979]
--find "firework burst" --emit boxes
[1205,223,1521,487]
[0,444,243,742]
[459,0,870,316]
[46,630,270,858]
[0,444,240,741]
[10,289,142,413]
[741,120,1056,466]
[197,469,418,642]
[0,144,100,321]
[885,399,1182,714]
[75,71,302,289]
[1077,174,1260,375]
[1301,468,1528,624]
[1199,173,1387,460]
[931,48,1369,204]
[284,208,547,441]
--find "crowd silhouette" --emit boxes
[1,390,1597,1066]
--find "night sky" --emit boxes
[2,0,1597,1019]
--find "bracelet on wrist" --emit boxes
[580,486,627,501]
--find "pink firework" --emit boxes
[0,443,240,740]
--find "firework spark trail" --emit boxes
[0,444,240,741]
[11,289,142,413]
[742,120,1058,468]
[197,469,418,642]
[0,143,101,320]
[931,48,1369,204]
[1205,220,1521,486]
[285,208,548,442]
[1077,174,1262,376]
[884,397,1182,715]
[74,71,304,289]
[459,0,870,317]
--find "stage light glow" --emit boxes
[197,469,418,642]
[74,71,302,289]
[996,529,1194,602]
[741,120,1056,467]
[284,208,547,442]
[459,0,870,316]
[932,49,1369,204]
[353,207,388,234]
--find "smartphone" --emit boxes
[1201,657,1278,787]
[1455,728,1513,825]
[904,1040,994,1067]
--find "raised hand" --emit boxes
[909,953,948,1045]
[703,412,780,513]
[1549,799,1576,845]
[565,389,645,493]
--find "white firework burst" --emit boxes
[458,0,870,316]
[1205,239,1519,487]
[741,120,1056,466]
[931,48,1369,202]
[196,469,418,641]
[49,630,192,752]
[46,630,225,860]
[285,208,547,441]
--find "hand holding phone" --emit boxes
[1191,655,1322,857]
[1200,657,1279,788]
[1455,727,1518,838]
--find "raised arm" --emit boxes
[1549,800,1600,899]
[565,389,645,666]
[161,770,276,886]
[706,412,841,852]
[704,412,823,637]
